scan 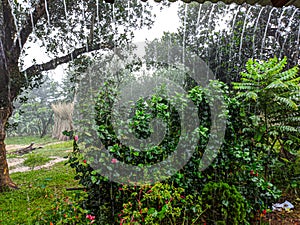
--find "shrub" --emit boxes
[39,192,96,225]
[118,182,203,225]
[201,182,250,225]
[68,57,300,224]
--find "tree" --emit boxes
[0,0,155,190]
[8,75,60,137]
[232,56,300,179]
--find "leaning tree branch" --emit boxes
[23,42,114,78]
[12,0,54,57]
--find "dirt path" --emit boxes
[6,141,63,152]
[8,156,68,173]
[6,144,27,152]
[6,141,69,173]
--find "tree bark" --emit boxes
[40,112,53,138]
[0,107,18,190]
[0,28,18,190]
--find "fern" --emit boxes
[233,56,300,138]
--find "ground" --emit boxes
[2,136,300,224]
[261,197,300,225]
[7,142,69,173]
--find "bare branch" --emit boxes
[23,42,114,78]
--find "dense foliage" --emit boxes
[64,56,299,224]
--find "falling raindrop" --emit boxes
[125,0,130,53]
[239,6,253,61]
[8,0,28,82]
[296,22,300,60]
[279,8,299,58]
[30,10,35,34]
[8,1,22,51]
[112,3,115,32]
[167,34,171,66]
[44,0,50,25]
[216,5,230,74]
[63,0,68,20]
[82,1,88,52]
[127,0,130,25]
[182,3,188,66]
[205,4,215,40]
[229,5,241,62]
[275,7,289,41]
[252,7,264,57]
[200,4,215,57]
[260,7,277,58]
[196,4,203,29]
[96,0,99,22]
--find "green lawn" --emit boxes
[0,136,82,225]
[6,136,73,163]
[5,136,56,145]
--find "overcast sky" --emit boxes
[133,1,180,42]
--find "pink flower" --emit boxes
[74,135,79,141]
[111,158,118,164]
[86,214,96,221]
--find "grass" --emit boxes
[38,141,73,158]
[0,162,82,225]
[5,136,56,145]
[0,136,83,225]
[6,135,73,158]
[23,154,52,168]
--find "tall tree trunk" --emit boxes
[0,37,18,190]
[0,107,17,190]
[40,112,53,138]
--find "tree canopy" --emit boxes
[0,0,156,190]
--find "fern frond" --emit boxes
[265,56,287,78]
[284,79,300,89]
[240,72,256,80]
[232,83,258,91]
[274,96,298,110]
[277,125,299,133]
[237,91,258,101]
[265,80,287,89]
[277,66,299,81]
[270,115,300,124]
[254,59,267,72]
[245,92,258,101]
